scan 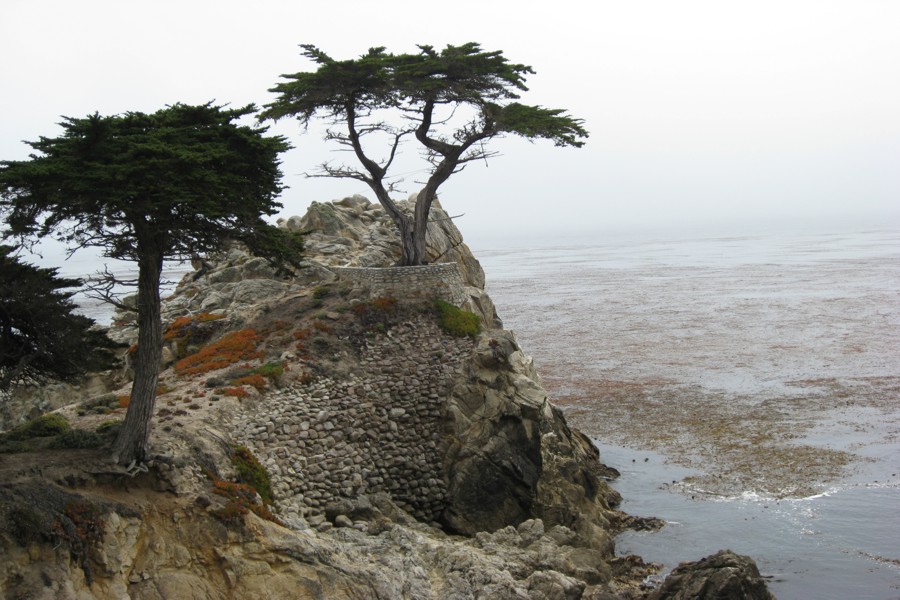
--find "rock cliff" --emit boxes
[0,195,773,599]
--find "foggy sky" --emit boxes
[2,0,898,248]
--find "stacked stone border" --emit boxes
[225,317,474,528]
[337,263,468,307]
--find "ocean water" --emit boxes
[476,223,900,600]
[47,255,190,325]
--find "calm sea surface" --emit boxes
[476,223,900,600]
[54,256,189,325]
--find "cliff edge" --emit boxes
[0,196,773,599]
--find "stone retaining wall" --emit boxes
[225,316,474,527]
[337,263,468,307]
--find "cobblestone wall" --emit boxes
[337,263,468,307]
[225,316,474,527]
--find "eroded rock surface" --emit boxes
[0,196,776,599]
[651,550,777,600]
[443,331,621,551]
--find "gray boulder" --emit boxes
[651,550,777,600]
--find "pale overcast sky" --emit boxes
[2,0,898,246]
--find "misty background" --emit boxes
[2,0,898,256]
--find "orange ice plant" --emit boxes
[223,387,251,398]
[164,312,225,340]
[232,374,267,391]
[174,329,263,376]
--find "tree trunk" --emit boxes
[410,190,436,266]
[366,184,427,266]
[398,215,426,266]
[111,250,163,465]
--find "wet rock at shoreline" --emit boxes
[651,550,776,600]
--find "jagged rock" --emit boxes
[442,330,618,555]
[525,570,586,600]
[0,193,756,599]
[651,550,777,600]
[517,519,546,545]
[130,194,502,335]
[297,194,501,327]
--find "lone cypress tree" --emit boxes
[261,43,588,266]
[0,245,119,391]
[0,103,301,464]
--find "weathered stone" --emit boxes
[517,518,546,546]
[651,550,777,600]
[441,329,618,555]
[333,515,354,528]
[2,195,747,600]
[525,570,586,600]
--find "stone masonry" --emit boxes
[224,316,474,527]
[337,263,468,307]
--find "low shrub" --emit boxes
[6,413,71,440]
[164,313,225,340]
[50,429,105,449]
[95,421,122,438]
[254,362,284,383]
[435,300,480,337]
[5,504,48,546]
[0,440,28,453]
[163,312,226,359]
[210,501,248,526]
[353,296,399,331]
[231,445,274,503]
[231,374,267,391]
[206,460,281,528]
[78,394,118,416]
[205,377,225,388]
[222,387,250,398]
[54,501,105,585]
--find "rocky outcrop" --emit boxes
[0,195,777,599]
[287,193,484,286]
[118,193,501,346]
[283,193,501,328]
[651,550,777,600]
[0,471,641,600]
[443,331,620,552]
[0,374,117,432]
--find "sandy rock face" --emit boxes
[0,464,637,600]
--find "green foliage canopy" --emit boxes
[0,245,119,390]
[0,102,300,464]
[261,43,587,265]
[263,43,586,148]
[0,103,298,266]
